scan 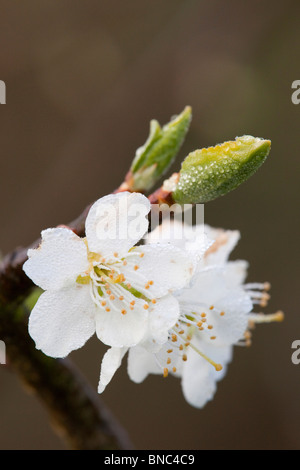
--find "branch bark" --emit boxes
[0,300,133,450]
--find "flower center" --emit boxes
[76,245,154,314]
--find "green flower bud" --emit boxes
[172,135,271,204]
[130,106,192,191]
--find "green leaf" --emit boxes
[172,135,271,204]
[130,106,192,191]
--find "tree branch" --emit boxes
[0,300,133,450]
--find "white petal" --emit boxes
[23,228,89,291]
[85,192,150,258]
[181,340,232,408]
[95,298,148,348]
[127,345,161,383]
[28,285,96,358]
[98,347,128,393]
[123,244,195,298]
[203,226,240,265]
[204,290,252,346]
[225,260,249,286]
[146,220,212,258]
[178,266,252,346]
[148,295,179,345]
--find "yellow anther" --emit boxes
[143,304,149,310]
[121,309,127,315]
[163,368,169,378]
[167,358,171,365]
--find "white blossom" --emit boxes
[23,193,195,358]
[99,220,283,408]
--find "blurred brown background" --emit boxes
[0,0,299,450]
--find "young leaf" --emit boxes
[172,135,271,204]
[130,106,192,191]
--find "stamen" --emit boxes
[163,368,169,378]
[248,311,284,324]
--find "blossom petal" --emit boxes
[146,220,212,262]
[148,295,180,346]
[181,340,232,408]
[203,226,240,265]
[23,228,89,291]
[205,290,252,346]
[98,347,128,393]
[178,266,252,346]
[85,192,150,258]
[95,297,148,348]
[122,244,195,298]
[225,260,249,286]
[28,285,96,358]
[127,345,161,383]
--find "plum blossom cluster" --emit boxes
[23,192,283,408]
